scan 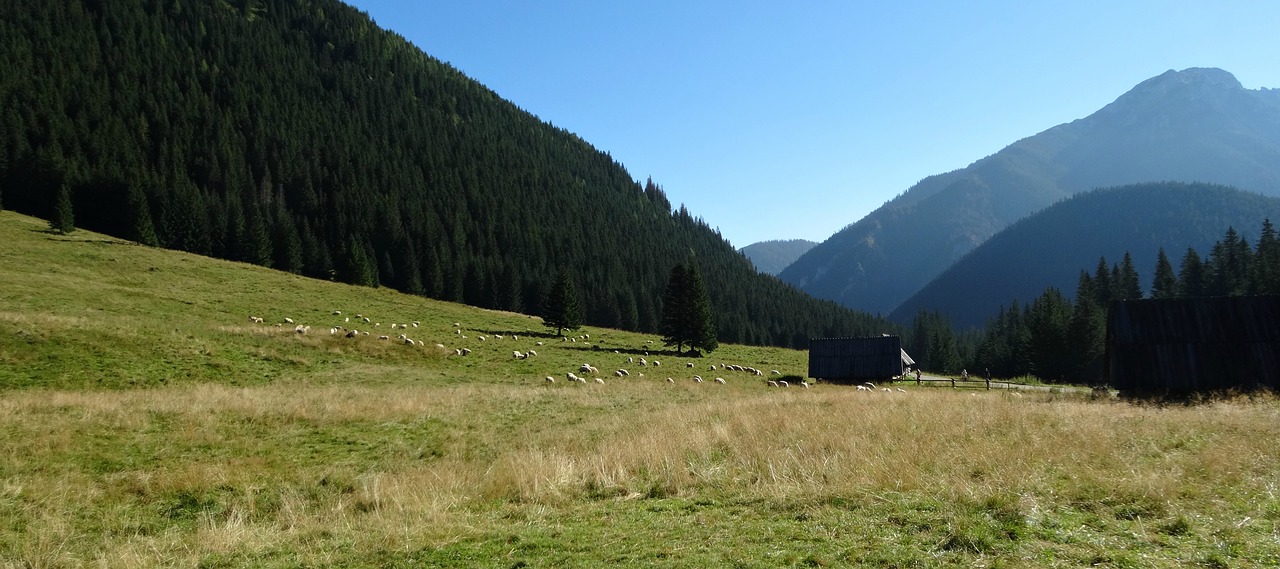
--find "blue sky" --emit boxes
[343,1,1280,248]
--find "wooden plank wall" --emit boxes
[1105,296,1280,393]
[808,336,903,381]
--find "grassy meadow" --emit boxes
[1,210,1279,567]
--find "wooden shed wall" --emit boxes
[1105,296,1280,393]
[808,336,904,381]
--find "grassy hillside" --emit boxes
[2,211,1279,567]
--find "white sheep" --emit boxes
[666,377,674,383]
[693,375,703,383]
[568,372,581,382]
[527,349,538,357]
[856,385,869,391]
[687,363,694,368]
[345,329,359,338]
[771,370,781,375]
[405,338,416,346]
[284,317,294,324]
[333,310,342,315]
[545,376,555,383]
[378,335,389,340]
[652,361,660,367]
[779,380,789,387]
[768,381,779,387]
[461,348,471,356]
[639,358,648,366]
[594,377,605,385]
[295,325,308,334]
[897,388,906,393]
[800,381,810,388]
[627,357,634,364]
[514,351,526,359]
[248,316,264,323]
[714,377,726,385]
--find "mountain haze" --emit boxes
[740,239,817,275]
[890,182,1280,327]
[779,68,1280,316]
[0,0,887,348]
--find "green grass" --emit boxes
[2,210,1280,567]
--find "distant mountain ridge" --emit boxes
[740,239,817,275]
[779,68,1280,317]
[890,182,1280,327]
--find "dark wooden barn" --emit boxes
[1105,296,1280,394]
[808,336,912,382]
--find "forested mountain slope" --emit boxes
[890,182,1280,328]
[779,68,1280,316]
[0,0,887,347]
[740,239,816,276]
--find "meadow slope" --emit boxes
[1,211,1278,567]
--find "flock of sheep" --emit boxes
[245,311,910,394]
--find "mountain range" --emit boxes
[740,239,817,276]
[778,68,1280,319]
[889,182,1280,328]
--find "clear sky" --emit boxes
[342,0,1280,248]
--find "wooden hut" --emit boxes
[1105,296,1280,394]
[808,336,911,382]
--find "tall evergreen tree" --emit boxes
[541,268,582,337]
[685,263,718,354]
[1255,218,1280,294]
[1177,248,1206,297]
[1116,252,1143,300]
[660,264,691,353]
[1150,248,1177,299]
[660,262,718,354]
[50,182,75,234]
[1092,257,1112,304]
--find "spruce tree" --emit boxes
[541,268,582,337]
[1177,248,1206,298]
[685,263,718,354]
[1116,252,1143,300]
[660,262,718,354]
[1150,248,1177,299]
[50,182,75,234]
[126,183,158,245]
[1255,218,1280,294]
[660,264,691,352]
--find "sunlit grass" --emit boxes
[2,210,1279,567]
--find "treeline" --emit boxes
[0,0,889,348]
[969,219,1280,383]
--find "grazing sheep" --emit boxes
[568,372,581,382]
[545,376,555,383]
[378,335,389,340]
[779,380,789,387]
[333,310,342,315]
[693,375,703,383]
[627,357,634,364]
[862,382,876,390]
[709,364,717,371]
[248,316,264,323]
[405,338,416,346]
[687,363,695,368]
[897,388,906,393]
[615,370,625,377]
[652,361,660,367]
[714,377,726,385]
[455,329,462,335]
[455,349,463,356]
[536,341,544,346]
[453,322,461,327]
[579,364,598,374]
[284,317,294,324]
[771,370,781,375]
[856,385,870,391]
[413,321,420,327]
[435,343,446,350]
[594,377,605,385]
[514,351,526,359]
[362,317,370,323]
[768,381,779,387]
[329,328,338,335]
[800,381,810,388]
[882,388,892,393]
[513,335,518,340]
[478,335,487,342]
[666,377,674,383]
[527,349,538,357]
[461,348,472,356]
[345,329,359,338]
[295,325,308,334]
[617,369,630,376]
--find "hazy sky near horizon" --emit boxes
[343,1,1280,247]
